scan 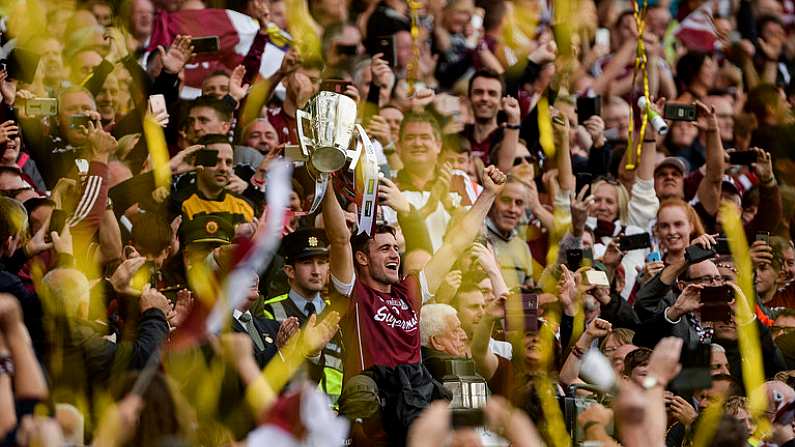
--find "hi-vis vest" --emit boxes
[262,293,344,405]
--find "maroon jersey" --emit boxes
[266,106,298,145]
[336,274,425,381]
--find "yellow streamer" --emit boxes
[720,201,770,436]
[407,0,423,96]
[537,96,555,159]
[142,116,171,190]
[626,0,650,171]
[691,398,726,447]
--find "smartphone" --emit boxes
[451,409,485,428]
[69,114,93,129]
[756,231,770,244]
[700,284,734,322]
[145,260,159,288]
[663,103,697,121]
[576,173,593,191]
[715,237,731,255]
[194,148,219,167]
[320,79,352,94]
[576,96,602,124]
[594,219,615,238]
[191,36,220,54]
[595,28,610,47]
[685,244,716,264]
[374,35,397,67]
[25,98,57,116]
[147,94,167,115]
[583,270,610,287]
[619,233,652,251]
[566,248,584,271]
[504,290,539,333]
[336,43,358,56]
[671,343,712,391]
[646,251,662,262]
[5,47,40,84]
[46,209,68,242]
[728,150,758,166]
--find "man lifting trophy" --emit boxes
[285,90,380,235]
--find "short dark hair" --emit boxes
[206,70,230,79]
[468,69,505,97]
[131,212,173,257]
[188,95,233,122]
[623,347,652,376]
[399,111,442,142]
[351,224,397,259]
[197,134,232,147]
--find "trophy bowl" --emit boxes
[305,91,358,173]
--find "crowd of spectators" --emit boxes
[5,0,795,445]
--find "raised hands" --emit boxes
[501,96,521,126]
[229,65,250,104]
[0,120,18,145]
[158,35,194,75]
[371,53,395,91]
[301,311,341,356]
[276,316,300,348]
[482,165,508,196]
[667,284,703,321]
[378,176,412,215]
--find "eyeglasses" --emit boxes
[685,275,723,285]
[513,155,535,166]
[593,175,620,186]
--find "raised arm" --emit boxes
[471,294,504,380]
[695,102,725,216]
[495,96,522,173]
[322,183,354,285]
[553,113,576,193]
[422,166,506,295]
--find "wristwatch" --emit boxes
[642,375,660,390]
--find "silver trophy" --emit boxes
[285,91,379,234]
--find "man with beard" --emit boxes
[464,69,521,173]
[172,134,254,254]
[324,161,506,443]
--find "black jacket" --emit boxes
[633,274,700,350]
[231,314,282,369]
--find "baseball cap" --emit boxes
[279,228,330,262]
[654,156,690,176]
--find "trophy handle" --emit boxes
[347,124,369,171]
[295,109,313,158]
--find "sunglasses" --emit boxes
[512,155,535,166]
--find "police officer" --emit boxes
[262,228,344,405]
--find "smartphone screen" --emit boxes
[375,35,397,67]
[619,233,652,251]
[728,151,758,166]
[663,103,697,121]
[191,36,220,54]
[576,96,601,124]
[194,148,219,167]
[504,291,538,333]
[47,209,68,241]
[700,285,734,322]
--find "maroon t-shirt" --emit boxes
[337,274,423,381]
